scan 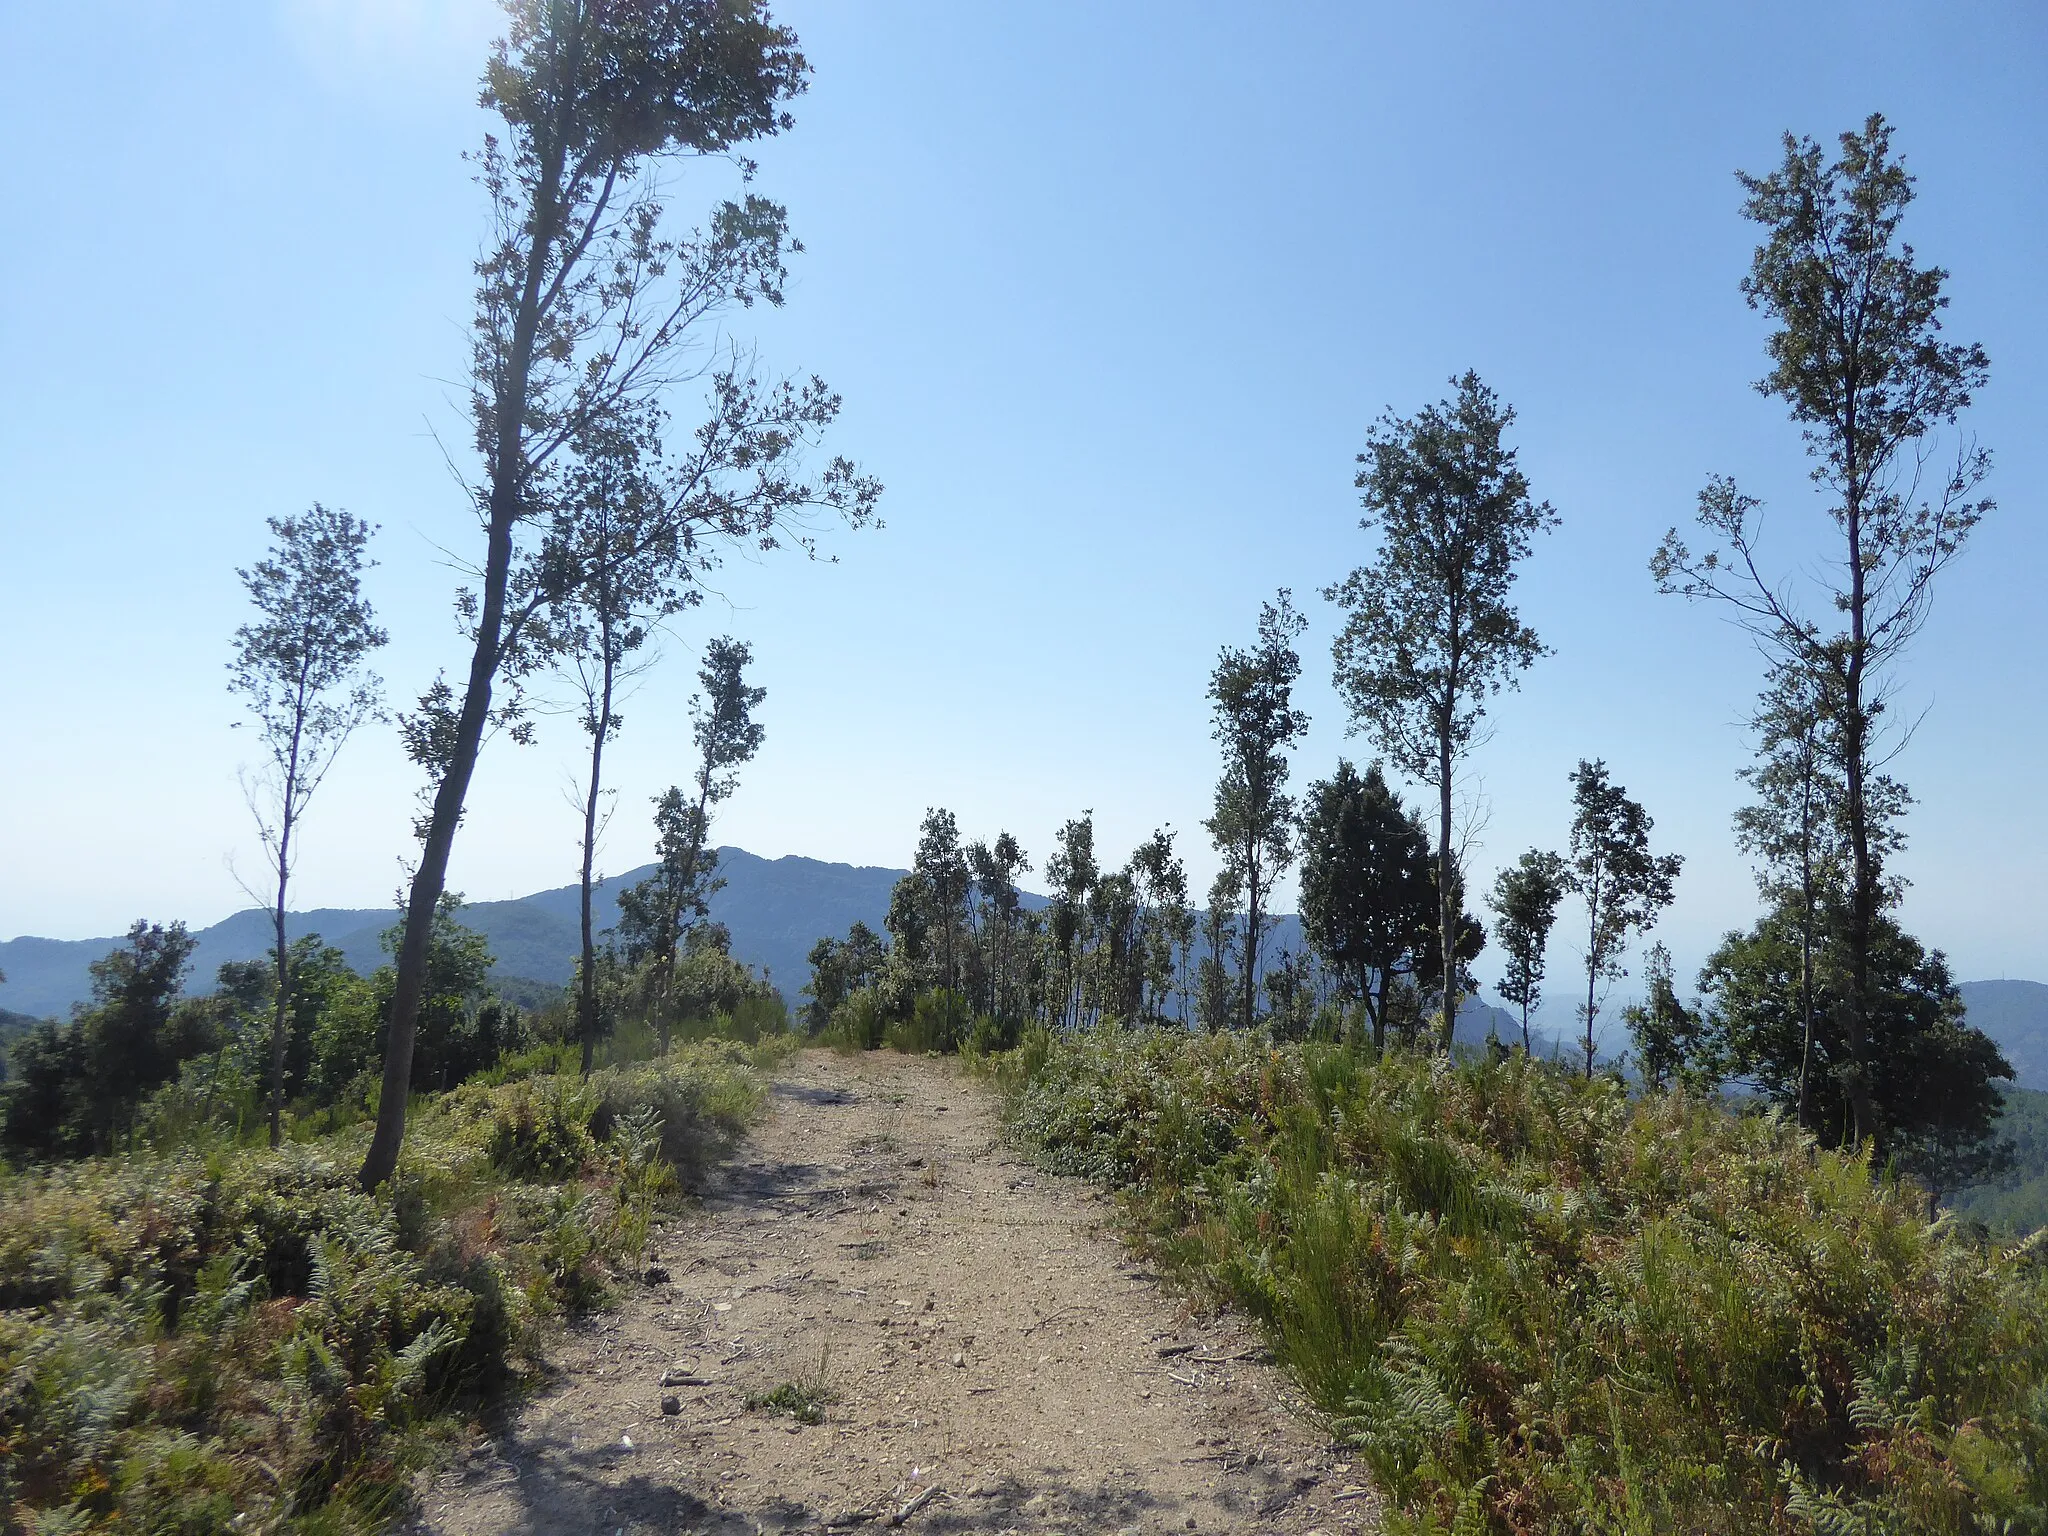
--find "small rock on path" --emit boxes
[412,1048,1378,1534]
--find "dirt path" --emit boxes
[414,1049,1377,1534]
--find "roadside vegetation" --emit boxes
[996,1025,2048,1534]
[0,1015,781,1534]
[0,888,790,1534]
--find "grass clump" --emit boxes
[745,1345,832,1425]
[744,1380,827,1425]
[0,1042,775,1533]
[1006,1028,2048,1534]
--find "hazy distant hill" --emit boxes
[8,868,2037,1077]
[1958,981,2048,1093]
[0,849,908,1018]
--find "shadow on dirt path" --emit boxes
[411,1049,1377,1534]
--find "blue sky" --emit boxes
[1,1,2042,1038]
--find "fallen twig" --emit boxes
[882,1484,944,1526]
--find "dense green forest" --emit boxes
[1951,1087,2048,1233]
[2,2,2039,1533]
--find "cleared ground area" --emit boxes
[412,1048,1376,1534]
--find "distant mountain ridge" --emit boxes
[5,862,2041,1088]
[0,848,904,1019]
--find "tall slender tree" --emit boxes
[966,832,1030,1025]
[552,416,678,1075]
[228,505,385,1147]
[914,807,972,1039]
[1651,115,1990,1149]
[615,637,766,1056]
[1624,943,1710,1092]
[1487,848,1568,1055]
[1205,591,1310,1032]
[1564,760,1682,1078]
[1728,664,1900,1127]
[1328,373,1557,1051]
[1045,814,1098,1031]
[1125,829,1190,1025]
[1195,871,1239,1035]
[361,1,878,1189]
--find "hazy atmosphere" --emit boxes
[4,0,2043,998]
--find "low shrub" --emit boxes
[477,1077,597,1180]
[0,1042,777,1533]
[590,1041,766,1180]
[884,989,969,1055]
[823,990,886,1054]
[1006,1028,2048,1535]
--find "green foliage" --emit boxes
[1204,590,1310,1034]
[1299,760,1438,1053]
[1328,372,1559,1051]
[1951,1089,2048,1236]
[1,922,215,1160]
[1488,849,1569,1054]
[1701,904,2012,1190]
[804,922,888,1032]
[824,988,887,1054]
[745,1379,827,1424]
[1005,1027,2048,1534]
[884,989,969,1055]
[1564,759,1683,1077]
[480,1077,597,1180]
[0,1035,775,1531]
[1651,116,1994,1154]
[745,1344,833,1424]
[588,1043,767,1179]
[1624,943,1715,1093]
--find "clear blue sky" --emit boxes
[2,2,2042,1037]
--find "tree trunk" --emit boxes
[359,631,502,1188]
[268,830,291,1150]
[1583,869,1601,1080]
[577,632,617,1077]
[1437,727,1456,1053]
[1839,476,1879,1150]
[1797,753,1817,1131]
[1242,832,1260,1033]
[269,698,309,1149]
[359,43,579,1190]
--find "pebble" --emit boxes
[660,1395,681,1416]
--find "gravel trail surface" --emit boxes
[414,1048,1377,1534]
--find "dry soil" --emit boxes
[411,1048,1378,1535]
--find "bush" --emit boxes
[824,989,886,1053]
[590,1043,766,1179]
[1005,1028,2048,1535]
[479,1078,597,1180]
[884,989,968,1055]
[0,1039,779,1533]
[0,1145,485,1530]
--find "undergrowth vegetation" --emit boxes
[0,1041,773,1534]
[1004,1027,2048,1535]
